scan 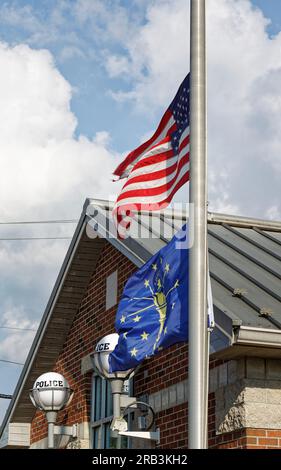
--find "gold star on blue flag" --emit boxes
[109,225,193,372]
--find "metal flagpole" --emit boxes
[202,264,211,447]
[203,329,211,447]
[188,0,208,449]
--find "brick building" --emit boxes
[1,199,281,449]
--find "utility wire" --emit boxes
[0,325,37,332]
[0,237,72,241]
[0,219,77,225]
[0,219,76,240]
[0,220,76,364]
[0,359,24,366]
[0,394,12,399]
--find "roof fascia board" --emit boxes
[87,199,281,230]
[213,306,235,340]
[234,325,281,348]
[208,212,281,231]
[85,202,152,267]
[86,198,188,221]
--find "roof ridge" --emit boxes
[208,212,281,232]
[86,198,281,231]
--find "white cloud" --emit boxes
[59,45,86,61]
[0,1,280,328]
[105,55,131,78]
[0,330,35,364]
[104,0,189,112]
[0,306,38,363]
[208,169,239,215]
[74,0,134,44]
[206,0,281,217]
[266,205,281,221]
[0,40,122,404]
[1,306,38,331]
[0,3,41,33]
[0,1,85,62]
[91,0,281,220]
[0,42,120,221]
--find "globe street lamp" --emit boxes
[92,333,159,445]
[29,372,76,449]
[92,333,133,443]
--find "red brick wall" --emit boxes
[244,429,281,449]
[30,242,136,444]
[134,343,188,396]
[30,241,281,449]
[156,403,188,448]
[209,428,281,449]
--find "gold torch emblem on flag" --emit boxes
[125,261,180,352]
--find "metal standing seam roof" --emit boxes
[87,199,281,333]
[1,198,281,437]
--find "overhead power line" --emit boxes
[0,325,37,332]
[0,219,77,225]
[0,219,77,240]
[0,394,13,400]
[0,359,24,366]
[0,237,72,241]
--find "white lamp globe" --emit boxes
[93,333,133,380]
[30,372,73,412]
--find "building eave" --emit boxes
[2,198,281,438]
[0,204,92,436]
[234,325,281,348]
[211,325,281,361]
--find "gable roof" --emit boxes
[1,198,281,436]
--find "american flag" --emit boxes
[113,74,190,229]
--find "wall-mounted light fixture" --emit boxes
[29,372,77,449]
[92,334,160,445]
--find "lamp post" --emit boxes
[92,333,160,446]
[29,372,75,449]
[92,333,133,447]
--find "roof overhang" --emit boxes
[212,325,281,360]
[0,200,106,436]
[235,325,281,348]
[1,198,281,438]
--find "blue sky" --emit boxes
[1,0,281,427]
[1,0,280,156]
[0,0,160,151]
[252,0,281,36]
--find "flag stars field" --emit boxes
[130,348,138,357]
[120,315,126,324]
[109,225,191,373]
[165,263,170,273]
[141,332,149,341]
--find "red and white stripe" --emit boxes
[113,110,190,231]
[113,111,177,179]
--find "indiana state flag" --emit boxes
[109,225,189,372]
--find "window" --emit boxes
[106,271,118,310]
[91,375,129,449]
